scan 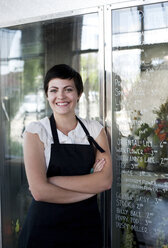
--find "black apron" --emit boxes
[19,115,104,248]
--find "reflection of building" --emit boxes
[1,1,168,248]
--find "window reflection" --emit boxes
[81,14,99,50]
[112,7,141,47]
[144,3,168,44]
[0,29,24,75]
[144,3,168,29]
[113,3,168,48]
[79,53,99,119]
[0,12,100,248]
[112,2,168,248]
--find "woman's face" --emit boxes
[47,78,80,116]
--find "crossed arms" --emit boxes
[23,128,112,204]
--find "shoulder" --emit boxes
[78,117,104,139]
[23,117,53,146]
[24,117,49,134]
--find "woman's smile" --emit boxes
[56,101,69,106]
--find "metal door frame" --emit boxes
[0,84,3,248]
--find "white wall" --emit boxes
[0,0,128,27]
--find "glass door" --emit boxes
[110,2,168,247]
[0,8,104,248]
[0,26,45,248]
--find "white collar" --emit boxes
[40,116,86,143]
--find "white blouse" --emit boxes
[23,116,103,168]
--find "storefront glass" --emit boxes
[0,11,100,248]
[112,2,168,247]
[2,2,168,247]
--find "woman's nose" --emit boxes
[57,90,65,99]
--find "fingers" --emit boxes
[94,163,103,172]
[93,158,106,173]
[93,158,105,168]
[93,159,100,169]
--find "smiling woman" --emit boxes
[18,64,112,248]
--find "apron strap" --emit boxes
[49,114,105,153]
[76,116,105,153]
[49,114,59,144]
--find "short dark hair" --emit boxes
[44,64,83,96]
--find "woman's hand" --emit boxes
[93,158,106,173]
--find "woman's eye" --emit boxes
[50,89,57,93]
[65,88,73,92]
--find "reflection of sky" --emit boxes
[144,3,168,29]
[113,49,141,83]
[0,29,24,75]
[112,7,140,34]
[112,3,168,47]
[81,13,98,50]
[113,32,141,47]
[144,28,168,44]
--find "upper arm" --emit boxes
[23,132,47,198]
[95,128,111,161]
[95,128,113,185]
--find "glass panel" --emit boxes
[0,26,45,248]
[0,12,100,248]
[112,7,141,47]
[144,3,168,44]
[81,14,99,50]
[112,3,168,248]
[79,52,99,119]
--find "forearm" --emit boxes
[48,170,112,194]
[30,181,95,204]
